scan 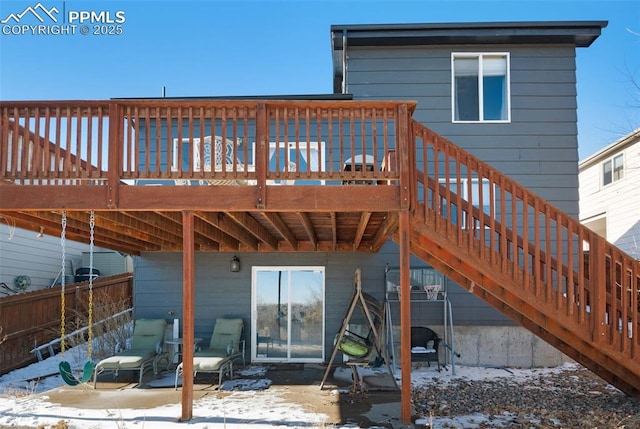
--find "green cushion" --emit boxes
[193,355,229,371]
[336,335,370,358]
[130,319,167,351]
[208,318,243,353]
[97,350,155,369]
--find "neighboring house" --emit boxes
[0,225,90,292]
[129,21,605,368]
[579,128,640,259]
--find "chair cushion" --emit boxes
[96,350,154,369]
[193,355,229,371]
[130,319,167,351]
[208,318,243,351]
[411,347,436,354]
[337,335,369,358]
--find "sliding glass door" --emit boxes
[252,267,325,362]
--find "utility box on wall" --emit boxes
[81,251,133,277]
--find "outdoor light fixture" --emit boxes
[36,226,44,238]
[230,256,240,272]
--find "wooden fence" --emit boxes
[0,273,133,375]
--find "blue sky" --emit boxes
[0,0,638,159]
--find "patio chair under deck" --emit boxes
[174,317,245,389]
[93,318,167,387]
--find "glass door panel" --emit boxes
[289,269,324,360]
[253,267,324,363]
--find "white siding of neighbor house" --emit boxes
[0,227,97,291]
[579,135,640,259]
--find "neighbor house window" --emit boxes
[452,53,510,122]
[602,153,624,186]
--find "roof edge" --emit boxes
[579,128,640,170]
[331,21,608,49]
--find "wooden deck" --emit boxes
[1,98,639,423]
[0,100,409,254]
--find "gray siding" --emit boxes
[134,241,509,361]
[346,44,580,215]
[344,43,581,328]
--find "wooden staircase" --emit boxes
[400,121,640,396]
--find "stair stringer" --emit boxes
[396,215,640,397]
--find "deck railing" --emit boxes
[412,120,639,366]
[1,100,410,187]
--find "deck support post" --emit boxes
[181,210,195,421]
[399,209,412,424]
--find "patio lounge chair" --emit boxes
[175,317,245,389]
[93,318,167,387]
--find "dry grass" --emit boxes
[57,290,133,361]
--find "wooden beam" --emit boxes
[0,185,108,210]
[331,212,337,250]
[263,212,297,249]
[224,212,279,250]
[193,216,239,251]
[398,209,412,424]
[181,211,194,421]
[2,211,148,254]
[107,102,120,209]
[255,103,267,209]
[297,212,317,249]
[354,212,371,250]
[114,185,400,212]
[0,183,401,212]
[86,211,175,249]
[196,212,260,250]
[66,211,165,251]
[371,212,399,252]
[162,212,236,251]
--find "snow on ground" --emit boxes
[0,344,586,429]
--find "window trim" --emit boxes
[602,153,624,187]
[451,52,511,124]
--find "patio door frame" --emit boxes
[251,266,325,363]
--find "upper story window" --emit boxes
[602,153,624,186]
[452,53,510,123]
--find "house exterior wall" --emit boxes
[345,44,580,215]
[0,227,95,291]
[342,43,581,334]
[132,241,530,365]
[579,131,640,259]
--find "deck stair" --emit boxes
[399,120,640,396]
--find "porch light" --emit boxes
[230,256,240,272]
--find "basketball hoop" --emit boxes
[423,284,441,300]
